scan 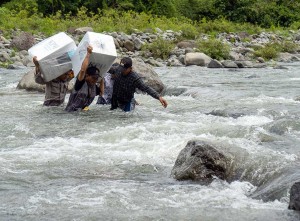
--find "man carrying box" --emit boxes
[65,46,103,112]
[33,56,74,106]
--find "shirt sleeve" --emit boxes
[74,78,85,91]
[134,77,160,100]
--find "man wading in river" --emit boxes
[33,56,74,106]
[65,45,103,112]
[110,57,168,112]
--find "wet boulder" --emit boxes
[17,69,45,92]
[118,57,165,94]
[171,140,233,183]
[289,182,300,211]
[17,69,74,92]
[185,52,212,66]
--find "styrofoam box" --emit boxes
[28,32,77,82]
[71,32,117,77]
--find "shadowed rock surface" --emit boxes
[171,140,233,183]
[289,182,300,211]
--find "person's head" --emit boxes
[58,69,74,81]
[85,66,100,85]
[120,57,132,75]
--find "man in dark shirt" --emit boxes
[111,57,168,112]
[65,46,103,112]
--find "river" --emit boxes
[0,64,300,220]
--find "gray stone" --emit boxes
[75,27,93,34]
[167,57,183,67]
[257,57,265,63]
[17,68,74,92]
[289,182,300,211]
[17,69,45,92]
[131,58,165,93]
[171,140,232,182]
[253,63,267,68]
[0,51,11,62]
[235,61,254,68]
[185,47,194,54]
[207,59,223,68]
[133,37,144,50]
[123,40,135,52]
[177,40,196,49]
[155,28,163,33]
[113,38,120,49]
[144,58,164,67]
[7,62,25,69]
[222,60,239,68]
[185,52,212,66]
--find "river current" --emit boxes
[0,64,300,220]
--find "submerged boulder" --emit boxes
[171,140,233,183]
[289,182,300,211]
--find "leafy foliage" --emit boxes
[253,43,281,60]
[196,38,230,60]
[1,0,300,28]
[142,38,175,60]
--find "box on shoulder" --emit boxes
[28,32,77,82]
[72,32,117,77]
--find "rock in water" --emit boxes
[289,182,300,211]
[171,140,232,183]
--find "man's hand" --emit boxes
[33,56,39,67]
[159,97,168,108]
[87,45,93,54]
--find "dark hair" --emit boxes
[121,57,132,69]
[86,66,100,76]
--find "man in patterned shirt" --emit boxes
[110,57,168,112]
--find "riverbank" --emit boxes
[1,27,300,70]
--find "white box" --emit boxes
[28,32,77,82]
[71,32,117,77]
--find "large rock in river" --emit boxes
[289,182,300,211]
[17,69,45,92]
[17,58,165,94]
[171,140,233,183]
[114,57,165,94]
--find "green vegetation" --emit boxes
[1,0,300,62]
[1,0,300,36]
[2,0,300,28]
[253,43,281,60]
[141,38,175,60]
[252,41,300,60]
[196,39,230,60]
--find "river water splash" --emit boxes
[0,65,300,220]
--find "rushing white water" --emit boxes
[0,64,300,220]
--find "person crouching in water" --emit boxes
[110,57,168,112]
[33,56,74,106]
[65,45,102,112]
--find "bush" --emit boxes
[141,38,175,60]
[253,43,281,60]
[196,38,230,60]
[280,41,300,53]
